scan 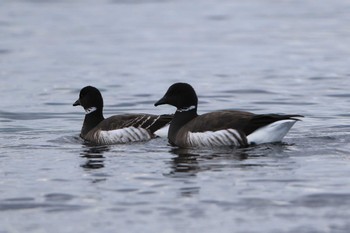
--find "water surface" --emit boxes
[1,0,350,232]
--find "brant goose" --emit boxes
[154,82,303,148]
[73,86,172,145]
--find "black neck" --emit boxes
[81,109,104,137]
[168,107,198,144]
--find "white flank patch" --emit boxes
[98,127,151,144]
[187,129,243,147]
[247,119,297,145]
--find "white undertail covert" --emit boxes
[247,119,297,145]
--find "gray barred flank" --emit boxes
[127,127,141,141]
[130,127,144,140]
[212,134,225,145]
[224,131,237,145]
[99,131,112,144]
[187,129,244,147]
[228,129,241,146]
[238,130,248,146]
[120,127,134,141]
[218,131,232,145]
[223,132,234,145]
[97,127,152,144]
[204,137,214,147]
[211,134,222,146]
[99,131,110,144]
[95,131,104,144]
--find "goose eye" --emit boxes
[80,92,87,98]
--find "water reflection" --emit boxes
[167,147,249,177]
[80,144,110,169]
[164,147,249,197]
[166,143,293,177]
[168,148,200,176]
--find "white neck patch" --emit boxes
[85,107,97,115]
[177,105,196,112]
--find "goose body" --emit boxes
[155,83,302,148]
[73,86,172,145]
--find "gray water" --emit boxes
[1,0,350,232]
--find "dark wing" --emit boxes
[243,114,303,135]
[98,114,172,133]
[183,110,255,133]
[182,110,303,135]
[140,114,173,133]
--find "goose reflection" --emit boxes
[167,147,249,178]
[165,147,249,198]
[168,148,200,176]
[80,144,110,169]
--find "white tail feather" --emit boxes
[247,119,297,145]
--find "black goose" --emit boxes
[73,86,172,145]
[154,82,303,148]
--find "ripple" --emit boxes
[115,201,149,207]
[3,197,35,202]
[80,145,110,170]
[110,0,171,4]
[114,188,139,193]
[137,190,157,195]
[0,49,11,54]
[336,114,350,117]
[179,186,200,196]
[81,160,105,170]
[292,193,350,208]
[133,93,152,98]
[0,110,67,121]
[0,126,32,133]
[109,102,137,108]
[48,135,83,144]
[0,198,85,212]
[44,193,75,202]
[237,198,284,208]
[309,76,341,80]
[44,102,68,106]
[222,89,276,95]
[0,202,52,211]
[327,94,350,98]
[252,101,316,106]
[157,207,183,216]
[201,200,236,209]
[206,15,230,21]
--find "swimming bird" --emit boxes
[154,82,303,148]
[73,86,172,145]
